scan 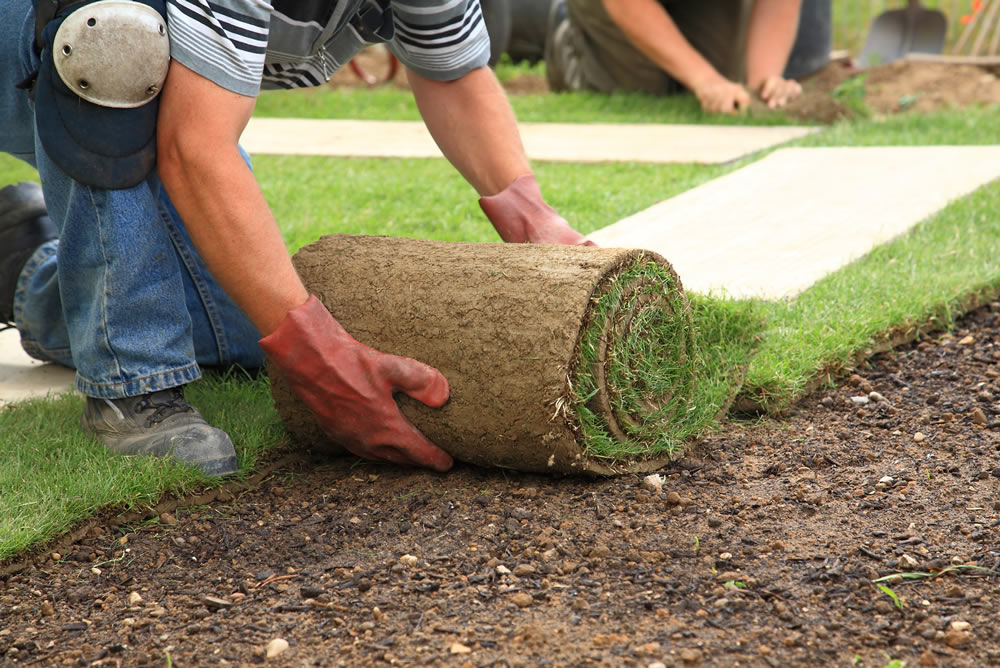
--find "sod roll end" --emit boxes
[268,235,701,475]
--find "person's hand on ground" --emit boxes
[692,75,751,115]
[259,296,453,472]
[756,75,802,109]
[479,174,597,246]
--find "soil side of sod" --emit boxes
[2,302,998,667]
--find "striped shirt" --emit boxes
[166,0,490,97]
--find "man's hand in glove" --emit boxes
[259,296,453,471]
[479,174,597,246]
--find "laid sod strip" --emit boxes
[268,235,754,474]
[0,372,282,563]
[738,180,1000,413]
[254,155,736,251]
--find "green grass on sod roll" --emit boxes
[572,259,765,463]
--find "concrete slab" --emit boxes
[588,146,1000,299]
[241,118,816,164]
[0,328,75,407]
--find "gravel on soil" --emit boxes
[2,303,999,667]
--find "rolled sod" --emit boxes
[268,235,735,475]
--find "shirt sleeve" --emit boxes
[387,0,490,81]
[166,0,273,97]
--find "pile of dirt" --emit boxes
[776,58,1000,124]
[2,303,998,666]
[330,49,1000,125]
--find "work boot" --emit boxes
[544,0,571,91]
[0,182,57,325]
[81,387,239,477]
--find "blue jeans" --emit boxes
[1,0,265,399]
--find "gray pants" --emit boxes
[546,0,749,94]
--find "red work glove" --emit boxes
[259,296,453,472]
[479,174,597,246]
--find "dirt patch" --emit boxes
[3,303,999,666]
[775,58,1000,124]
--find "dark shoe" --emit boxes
[0,182,57,324]
[546,0,567,39]
[544,0,570,92]
[81,387,239,477]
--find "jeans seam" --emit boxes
[158,205,232,365]
[89,185,128,384]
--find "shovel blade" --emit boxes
[858,5,947,68]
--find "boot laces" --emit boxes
[134,388,194,427]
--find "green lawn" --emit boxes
[2,82,999,563]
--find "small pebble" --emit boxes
[266,638,289,658]
[642,474,664,493]
[943,629,972,648]
[913,432,926,443]
[679,648,702,663]
[449,642,472,655]
[510,592,533,608]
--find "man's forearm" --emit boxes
[602,0,720,90]
[407,67,530,196]
[745,0,802,90]
[157,62,308,336]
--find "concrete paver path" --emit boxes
[0,328,75,406]
[241,118,816,164]
[588,145,1000,298]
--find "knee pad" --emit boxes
[33,0,169,189]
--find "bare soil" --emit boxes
[775,58,1000,124]
[2,301,999,667]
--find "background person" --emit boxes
[545,0,815,113]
